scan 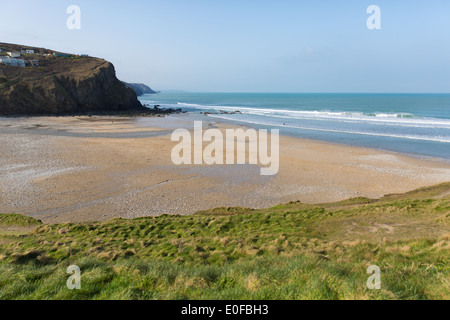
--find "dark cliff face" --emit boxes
[0,43,144,116]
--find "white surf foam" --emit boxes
[207,114,450,143]
[176,103,450,128]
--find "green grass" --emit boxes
[0,214,42,227]
[0,183,448,300]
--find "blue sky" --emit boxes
[1,0,450,92]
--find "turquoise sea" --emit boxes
[140,93,450,160]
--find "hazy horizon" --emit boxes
[157,91,450,94]
[1,0,450,93]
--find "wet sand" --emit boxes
[0,115,449,223]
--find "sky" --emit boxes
[1,0,450,93]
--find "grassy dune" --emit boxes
[0,183,449,300]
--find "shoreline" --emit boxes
[2,110,449,165]
[203,113,450,165]
[278,125,450,166]
[0,114,449,223]
[154,112,450,165]
[202,113,450,164]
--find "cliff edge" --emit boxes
[0,43,145,116]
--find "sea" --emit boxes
[139,93,450,161]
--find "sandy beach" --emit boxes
[0,114,449,224]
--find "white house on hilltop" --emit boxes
[21,49,35,54]
[7,52,21,58]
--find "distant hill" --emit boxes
[0,42,146,116]
[122,82,158,96]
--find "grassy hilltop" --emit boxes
[0,183,448,300]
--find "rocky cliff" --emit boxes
[0,43,145,116]
[122,82,157,96]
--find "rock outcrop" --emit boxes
[122,82,157,96]
[0,43,146,116]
